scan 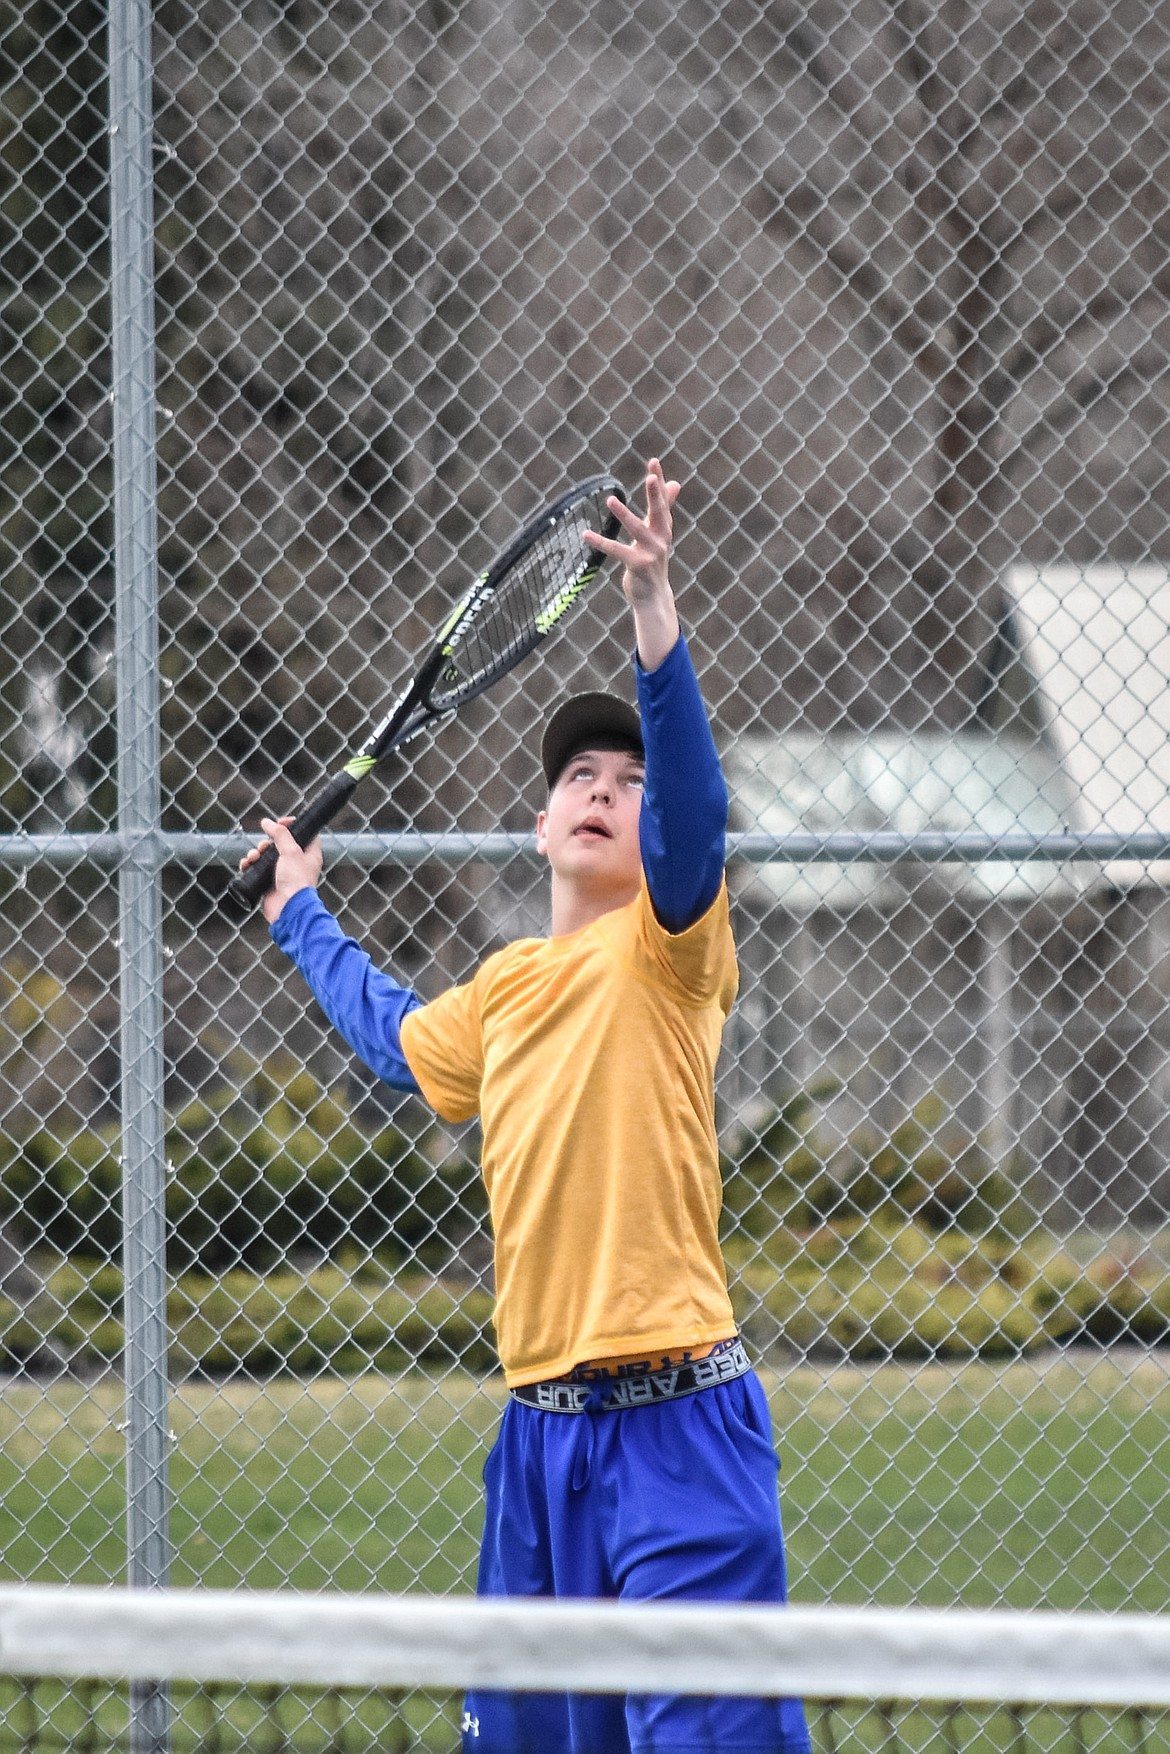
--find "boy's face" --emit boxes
[535,746,645,907]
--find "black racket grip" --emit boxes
[227,771,359,913]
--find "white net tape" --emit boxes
[0,1587,1167,1709]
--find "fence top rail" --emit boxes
[3,829,1170,869]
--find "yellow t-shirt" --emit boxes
[399,877,739,1386]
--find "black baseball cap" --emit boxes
[540,691,644,790]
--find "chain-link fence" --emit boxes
[4,0,1170,1745]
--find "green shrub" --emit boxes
[1,1058,487,1276]
[722,1087,1030,1249]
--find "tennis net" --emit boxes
[0,1585,1166,1752]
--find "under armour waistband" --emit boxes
[508,1337,752,1413]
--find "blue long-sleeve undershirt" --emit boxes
[636,631,728,933]
[272,890,423,1090]
[271,631,728,1094]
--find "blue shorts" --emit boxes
[462,1368,812,1754]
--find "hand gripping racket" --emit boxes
[228,474,625,911]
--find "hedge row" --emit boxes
[2,1091,1012,1284]
[5,1260,497,1376]
[0,1080,1089,1286]
[3,1074,1167,1372]
[730,1216,1170,1360]
[2,1229,1168,1377]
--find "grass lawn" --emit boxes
[0,1349,1167,1748]
[767,1348,1170,1613]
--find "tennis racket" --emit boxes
[228,473,626,911]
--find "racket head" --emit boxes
[423,474,625,717]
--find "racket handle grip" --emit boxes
[226,772,359,913]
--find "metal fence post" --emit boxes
[108,0,170,1748]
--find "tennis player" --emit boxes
[242,458,811,1754]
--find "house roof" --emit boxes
[726,562,1170,913]
[1004,563,1170,886]
[724,729,1095,915]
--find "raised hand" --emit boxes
[585,457,682,671]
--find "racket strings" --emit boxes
[430,485,614,708]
